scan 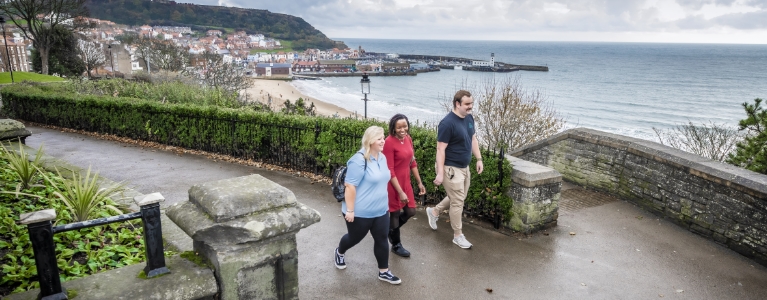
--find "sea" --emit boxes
[292,39,767,141]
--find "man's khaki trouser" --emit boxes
[434,165,471,236]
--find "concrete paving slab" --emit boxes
[20,124,767,300]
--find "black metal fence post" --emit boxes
[19,209,68,300]
[135,193,170,278]
[314,121,321,175]
[494,147,505,229]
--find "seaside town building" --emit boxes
[471,53,495,67]
[382,62,410,71]
[0,33,31,72]
[0,15,354,77]
[318,60,355,72]
[255,62,291,77]
[292,61,318,72]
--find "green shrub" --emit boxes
[0,82,514,221]
[0,159,144,296]
[728,98,767,174]
[0,142,44,191]
[39,166,125,222]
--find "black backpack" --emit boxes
[331,153,367,202]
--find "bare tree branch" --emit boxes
[472,74,565,150]
[653,121,743,162]
[76,37,104,78]
[185,51,252,97]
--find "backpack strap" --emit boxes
[357,152,367,171]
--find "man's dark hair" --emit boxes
[453,90,472,108]
[388,113,410,137]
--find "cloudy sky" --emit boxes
[177,0,767,44]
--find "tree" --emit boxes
[31,25,85,77]
[727,98,767,174]
[0,0,89,75]
[147,39,188,72]
[450,75,565,150]
[76,38,105,78]
[186,51,252,97]
[131,36,155,73]
[129,37,187,74]
[653,121,742,162]
[281,98,316,116]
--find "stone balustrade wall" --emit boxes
[510,128,767,266]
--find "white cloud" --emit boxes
[173,0,767,43]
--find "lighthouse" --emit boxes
[491,53,495,67]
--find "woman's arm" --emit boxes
[344,183,356,222]
[383,137,408,203]
[409,136,426,195]
[410,166,426,196]
[389,177,408,203]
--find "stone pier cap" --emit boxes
[508,155,562,187]
[166,174,321,246]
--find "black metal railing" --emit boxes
[420,148,507,229]
[20,194,169,299]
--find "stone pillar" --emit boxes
[506,156,562,233]
[166,174,320,300]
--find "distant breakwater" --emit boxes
[366,52,549,72]
[297,68,440,78]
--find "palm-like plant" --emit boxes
[0,140,44,191]
[39,166,124,222]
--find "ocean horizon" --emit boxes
[292,39,767,142]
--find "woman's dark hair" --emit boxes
[388,114,410,137]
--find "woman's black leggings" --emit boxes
[389,207,416,245]
[338,213,390,269]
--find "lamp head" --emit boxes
[360,73,371,95]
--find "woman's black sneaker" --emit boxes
[334,248,346,269]
[391,243,411,257]
[378,270,402,284]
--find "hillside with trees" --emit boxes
[84,0,346,50]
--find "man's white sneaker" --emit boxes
[452,234,473,249]
[426,207,438,230]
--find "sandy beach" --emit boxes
[242,78,355,117]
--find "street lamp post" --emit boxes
[107,44,114,78]
[360,73,371,119]
[0,16,14,83]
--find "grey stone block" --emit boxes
[167,174,320,300]
[188,174,299,222]
[4,255,217,300]
[0,119,31,142]
[167,200,320,246]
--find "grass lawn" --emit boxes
[0,72,65,84]
[250,40,294,54]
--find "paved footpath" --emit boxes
[23,125,767,300]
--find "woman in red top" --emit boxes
[383,114,426,257]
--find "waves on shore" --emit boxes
[292,78,446,124]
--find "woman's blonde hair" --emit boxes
[360,126,384,161]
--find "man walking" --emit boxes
[426,90,483,249]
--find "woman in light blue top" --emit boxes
[334,126,401,285]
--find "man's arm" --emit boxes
[472,134,483,174]
[433,141,448,185]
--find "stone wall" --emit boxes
[510,128,767,266]
[506,156,561,233]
